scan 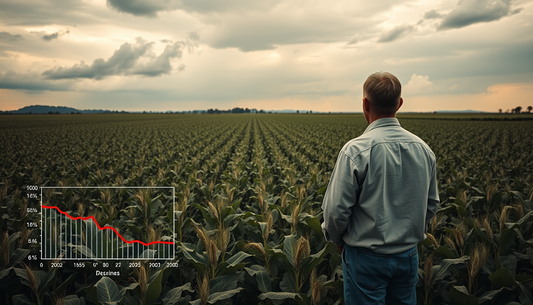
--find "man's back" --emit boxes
[322,117,439,254]
[322,71,440,305]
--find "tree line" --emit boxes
[499,106,532,113]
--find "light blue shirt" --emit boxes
[321,117,440,254]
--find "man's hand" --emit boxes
[337,244,343,253]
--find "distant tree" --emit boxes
[296,110,299,114]
[245,108,250,113]
[515,106,522,113]
[528,106,532,113]
[499,109,502,114]
[310,110,313,114]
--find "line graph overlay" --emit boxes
[42,205,173,246]
[40,186,175,260]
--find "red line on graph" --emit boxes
[42,205,174,246]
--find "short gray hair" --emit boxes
[363,72,401,115]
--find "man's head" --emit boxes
[362,72,403,123]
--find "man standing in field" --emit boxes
[321,72,440,304]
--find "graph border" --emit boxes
[40,186,175,260]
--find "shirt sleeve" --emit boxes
[321,150,360,247]
[425,161,440,231]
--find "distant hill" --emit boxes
[2,105,126,114]
[1,106,324,114]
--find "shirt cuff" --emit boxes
[322,224,345,247]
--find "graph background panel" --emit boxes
[40,186,175,260]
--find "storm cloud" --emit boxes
[423,10,444,19]
[106,0,180,17]
[378,25,414,43]
[438,0,521,30]
[0,70,72,91]
[0,0,89,26]
[42,38,185,80]
[42,33,59,41]
[106,0,283,17]
[0,32,23,41]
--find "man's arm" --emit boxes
[425,162,440,230]
[321,150,360,248]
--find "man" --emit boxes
[321,72,440,304]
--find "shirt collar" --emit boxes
[363,117,401,134]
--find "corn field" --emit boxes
[0,113,532,305]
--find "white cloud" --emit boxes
[404,74,435,95]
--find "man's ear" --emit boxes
[397,98,403,111]
[363,97,371,112]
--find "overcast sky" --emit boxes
[1,0,532,112]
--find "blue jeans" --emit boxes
[342,245,418,305]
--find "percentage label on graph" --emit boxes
[27,193,38,199]
[28,239,38,244]
[27,208,38,213]
[27,222,38,228]
[28,255,38,260]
